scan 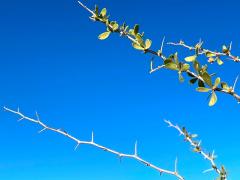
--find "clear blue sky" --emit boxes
[1,0,240,179]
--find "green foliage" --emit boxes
[98,31,111,40]
[87,2,240,109]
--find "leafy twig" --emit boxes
[77,1,240,106]
[164,120,227,180]
[168,40,240,63]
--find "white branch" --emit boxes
[164,120,226,179]
[4,106,184,180]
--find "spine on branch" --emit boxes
[4,107,184,180]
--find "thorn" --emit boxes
[229,41,233,51]
[35,111,40,121]
[150,59,153,72]
[203,168,214,173]
[174,157,178,172]
[74,142,80,151]
[18,117,24,122]
[160,36,165,52]
[91,131,94,142]
[233,75,239,91]
[17,107,20,113]
[134,141,138,156]
[118,154,123,163]
[198,140,201,146]
[38,128,47,133]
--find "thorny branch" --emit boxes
[4,107,185,180]
[164,120,227,180]
[168,41,240,63]
[77,1,240,105]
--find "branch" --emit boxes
[4,106,185,180]
[168,40,240,63]
[164,120,227,180]
[77,1,240,106]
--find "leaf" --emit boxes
[216,57,224,65]
[181,63,190,72]
[189,78,198,84]
[202,72,213,87]
[185,55,197,62]
[196,87,211,92]
[135,34,143,44]
[209,91,217,106]
[214,77,221,88]
[145,39,152,49]
[98,31,111,40]
[164,62,179,70]
[100,8,107,17]
[198,80,205,87]
[132,42,144,50]
[134,24,139,35]
[111,23,119,31]
[221,82,229,90]
[222,45,229,54]
[206,51,216,57]
[193,60,201,72]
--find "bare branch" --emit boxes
[4,106,185,180]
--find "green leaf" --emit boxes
[185,55,197,62]
[134,24,139,35]
[206,51,216,57]
[193,60,201,73]
[216,57,224,65]
[209,91,217,106]
[181,63,190,72]
[164,62,179,70]
[221,82,229,90]
[132,42,144,50]
[98,31,111,40]
[214,77,221,88]
[100,8,107,17]
[198,80,205,87]
[202,72,213,87]
[189,78,198,84]
[128,29,134,36]
[196,87,211,92]
[145,39,152,49]
[111,23,119,31]
[222,45,229,54]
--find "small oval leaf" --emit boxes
[98,31,111,40]
[145,39,152,49]
[185,55,197,62]
[196,87,211,92]
[209,91,217,106]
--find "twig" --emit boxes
[164,120,227,180]
[4,106,185,180]
[77,0,240,104]
[168,41,240,62]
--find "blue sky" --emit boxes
[1,0,240,179]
